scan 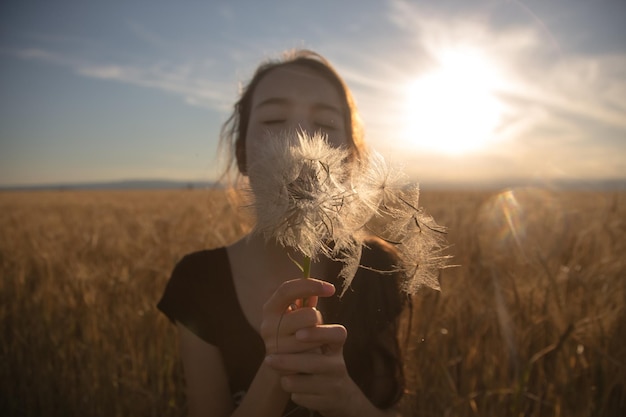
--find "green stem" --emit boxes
[302,256,311,279]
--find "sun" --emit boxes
[403,48,505,155]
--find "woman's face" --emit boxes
[245,65,349,161]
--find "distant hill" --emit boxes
[421,178,626,191]
[1,178,625,192]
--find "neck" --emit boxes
[233,233,328,282]
[232,233,303,284]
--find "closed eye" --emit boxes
[262,119,286,125]
[315,122,338,131]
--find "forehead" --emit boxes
[251,65,345,110]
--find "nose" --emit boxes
[295,120,316,135]
[285,107,316,135]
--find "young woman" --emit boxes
[158,50,410,417]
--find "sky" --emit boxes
[1,0,625,188]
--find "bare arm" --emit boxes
[177,322,289,417]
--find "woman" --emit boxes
[158,50,410,417]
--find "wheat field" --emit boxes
[1,188,624,416]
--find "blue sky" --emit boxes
[1,0,625,187]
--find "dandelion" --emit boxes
[358,156,449,293]
[247,129,449,295]
[247,130,359,277]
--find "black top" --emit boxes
[158,242,405,414]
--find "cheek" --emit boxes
[325,131,349,150]
[242,127,267,170]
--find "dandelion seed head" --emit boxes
[248,129,356,260]
[246,129,450,295]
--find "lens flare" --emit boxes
[476,187,568,372]
[477,187,566,265]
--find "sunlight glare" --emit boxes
[403,48,505,155]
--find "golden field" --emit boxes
[1,188,624,416]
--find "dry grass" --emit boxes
[1,188,624,416]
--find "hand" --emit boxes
[260,278,336,355]
[265,325,366,417]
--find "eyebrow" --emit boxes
[254,97,344,115]
[313,102,344,116]
[254,97,289,109]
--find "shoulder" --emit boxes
[165,247,232,296]
[359,236,400,273]
[174,248,228,272]
[157,247,232,325]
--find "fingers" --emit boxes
[295,325,347,354]
[265,308,325,354]
[263,278,335,315]
[265,324,347,373]
[266,347,352,414]
[261,318,355,416]
[265,350,346,375]
[260,278,336,355]
[278,308,323,335]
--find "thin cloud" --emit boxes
[509,55,626,129]
[77,62,234,111]
[125,19,176,52]
[10,46,235,112]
